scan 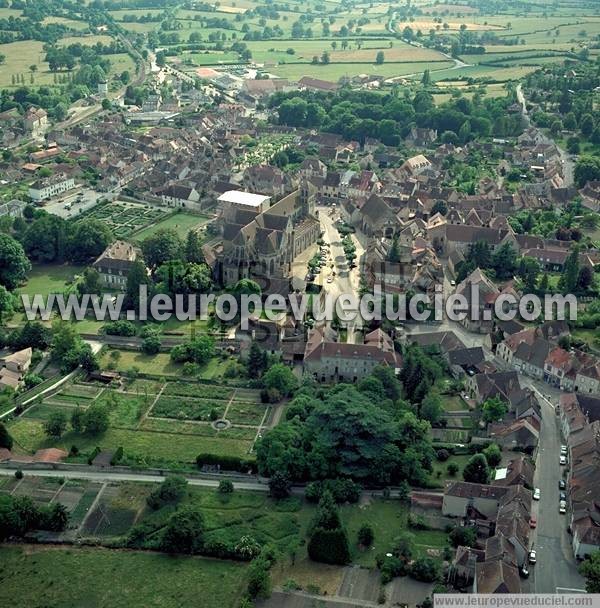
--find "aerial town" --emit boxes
[0,0,600,606]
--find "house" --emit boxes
[0,199,27,218]
[447,347,486,376]
[405,127,438,148]
[454,268,500,334]
[243,165,289,199]
[466,370,520,404]
[28,173,76,203]
[442,482,510,519]
[23,107,48,134]
[92,240,141,290]
[0,347,32,391]
[488,417,540,451]
[158,183,201,209]
[474,558,521,593]
[398,154,432,177]
[496,328,550,379]
[493,456,534,489]
[297,76,340,92]
[303,326,399,383]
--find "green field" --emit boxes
[132,212,212,242]
[18,264,84,297]
[0,545,248,608]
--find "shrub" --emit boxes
[409,557,440,582]
[436,449,450,462]
[358,523,374,547]
[147,475,188,510]
[447,463,459,476]
[307,527,351,565]
[110,446,124,466]
[218,479,234,494]
[14,469,23,480]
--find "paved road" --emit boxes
[516,84,574,187]
[516,378,585,592]
[0,467,271,493]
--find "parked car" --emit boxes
[450,279,456,287]
[533,488,541,500]
[529,516,537,529]
[559,500,567,514]
[559,491,567,501]
[560,455,567,465]
[559,479,566,490]
[529,550,537,564]
[520,564,530,579]
[560,444,567,454]
[327,276,333,284]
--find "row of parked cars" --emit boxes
[522,445,569,577]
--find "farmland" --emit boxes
[0,545,248,608]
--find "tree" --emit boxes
[141,229,183,269]
[147,475,188,509]
[0,422,12,450]
[247,557,272,599]
[51,322,80,364]
[218,479,234,494]
[481,396,507,423]
[358,523,374,547]
[0,234,31,289]
[307,492,350,565]
[83,404,109,435]
[142,334,161,355]
[263,364,298,397]
[376,51,385,64]
[71,407,84,433]
[78,267,102,296]
[579,114,595,137]
[559,249,580,294]
[421,69,431,86]
[578,266,594,291]
[463,454,490,484]
[161,508,205,554]
[269,471,291,499]
[0,285,14,324]
[247,342,268,379]
[125,260,149,310]
[321,51,330,64]
[185,230,204,264]
[492,243,517,280]
[410,557,440,582]
[447,462,459,476]
[482,443,502,467]
[580,551,600,592]
[420,392,443,425]
[518,257,541,293]
[44,411,68,438]
[575,156,600,188]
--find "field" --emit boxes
[0,545,248,608]
[0,37,135,88]
[18,264,84,298]
[132,212,212,242]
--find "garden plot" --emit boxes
[12,476,63,507]
[151,395,227,422]
[82,484,144,537]
[226,401,269,426]
[82,202,170,239]
[98,391,151,428]
[162,381,234,401]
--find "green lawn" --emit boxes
[132,212,212,242]
[101,349,182,376]
[19,264,84,298]
[429,454,472,486]
[0,545,248,608]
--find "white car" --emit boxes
[560,455,567,465]
[529,550,537,564]
[560,445,568,455]
[327,276,333,284]
[559,500,567,514]
[533,488,541,500]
